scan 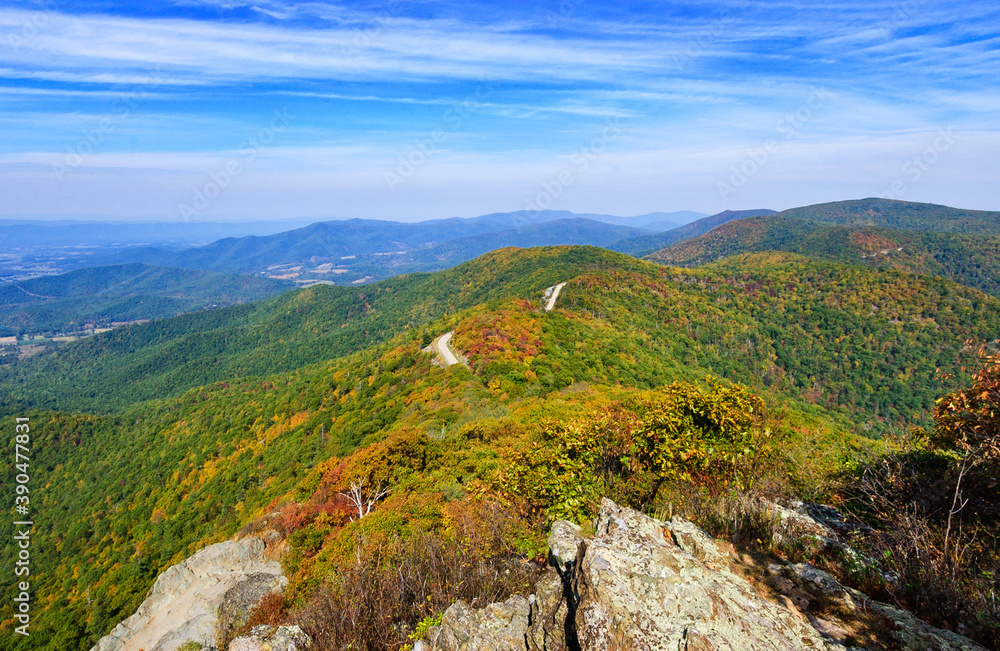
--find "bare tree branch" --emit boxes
[339,475,392,521]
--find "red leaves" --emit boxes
[932,344,1000,459]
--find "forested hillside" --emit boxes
[0,247,624,411]
[0,263,291,335]
[2,245,998,650]
[777,198,1000,235]
[2,247,995,423]
[8,322,847,650]
[647,214,1000,298]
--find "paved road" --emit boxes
[544,282,566,311]
[432,331,461,366]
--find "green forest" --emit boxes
[0,263,291,336]
[1,203,999,649]
[649,214,1000,298]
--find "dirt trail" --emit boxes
[13,284,56,299]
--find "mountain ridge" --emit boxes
[3,244,1000,650]
[775,197,1000,234]
[610,209,778,256]
[106,217,654,280]
[645,205,1000,298]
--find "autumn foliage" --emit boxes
[509,380,776,522]
[840,343,1000,648]
[933,342,1000,462]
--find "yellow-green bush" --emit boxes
[508,380,774,522]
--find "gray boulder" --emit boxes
[546,520,583,573]
[228,624,311,651]
[417,498,988,651]
[90,537,286,651]
[422,595,532,651]
[573,498,836,650]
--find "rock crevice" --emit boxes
[418,499,987,651]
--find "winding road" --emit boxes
[432,331,463,367]
[428,282,566,369]
[544,282,566,312]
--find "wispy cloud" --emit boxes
[0,9,664,84]
[0,1,997,219]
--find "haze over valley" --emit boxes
[1,2,998,650]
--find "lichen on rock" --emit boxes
[416,498,988,651]
[227,624,311,651]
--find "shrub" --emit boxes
[294,500,543,651]
[403,612,444,649]
[932,342,1000,464]
[841,343,1000,651]
[238,592,288,635]
[842,448,1000,648]
[508,380,777,522]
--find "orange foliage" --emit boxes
[453,301,542,371]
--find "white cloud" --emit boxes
[0,2,997,218]
[0,9,665,85]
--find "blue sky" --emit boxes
[0,0,997,222]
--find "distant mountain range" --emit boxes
[0,218,321,251]
[0,209,705,284]
[468,209,705,231]
[9,198,999,338]
[0,208,711,333]
[105,212,690,282]
[0,210,703,253]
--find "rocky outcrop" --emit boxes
[570,499,837,650]
[764,561,985,650]
[526,567,572,651]
[90,537,287,651]
[228,624,312,651]
[415,596,532,651]
[418,498,987,651]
